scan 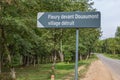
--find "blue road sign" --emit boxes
[37,12,101,28]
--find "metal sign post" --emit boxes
[75,28,79,80]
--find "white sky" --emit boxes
[93,0,120,39]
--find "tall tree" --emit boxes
[115,26,120,37]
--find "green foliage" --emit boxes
[0,0,101,62]
[11,53,21,67]
[64,50,73,63]
[79,28,101,57]
[115,26,120,38]
[95,26,120,54]
[95,38,120,54]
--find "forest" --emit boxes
[95,26,120,55]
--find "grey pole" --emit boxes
[75,0,79,79]
[75,28,79,80]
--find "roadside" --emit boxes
[80,60,119,80]
[61,54,120,80]
[103,53,120,60]
[63,54,98,80]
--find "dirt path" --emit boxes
[80,60,117,80]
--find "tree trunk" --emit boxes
[40,56,43,64]
[20,55,23,65]
[113,49,116,55]
[23,55,26,65]
[10,68,16,80]
[26,56,30,66]
[59,39,64,62]
[86,50,91,60]
[37,56,40,64]
[86,54,89,60]
[0,28,1,73]
[33,56,36,67]
[59,51,64,62]
[50,55,53,63]
[79,54,82,60]
[0,62,1,74]
[53,50,57,66]
[51,53,54,63]
[0,44,2,74]
[1,26,16,80]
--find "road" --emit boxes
[97,54,120,80]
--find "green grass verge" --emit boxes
[16,54,98,80]
[104,53,120,60]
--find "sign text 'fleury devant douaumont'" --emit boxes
[37,12,101,28]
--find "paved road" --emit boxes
[97,54,120,79]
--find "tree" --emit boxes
[115,26,120,38]
[115,26,120,54]
[0,0,43,79]
[79,28,101,59]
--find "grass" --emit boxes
[104,53,120,60]
[16,64,51,80]
[16,54,98,80]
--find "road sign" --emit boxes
[37,11,101,80]
[37,12,101,28]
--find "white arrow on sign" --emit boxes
[37,12,44,28]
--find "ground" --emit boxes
[81,60,119,80]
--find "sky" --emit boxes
[93,0,120,39]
